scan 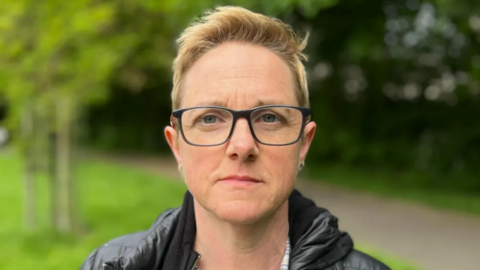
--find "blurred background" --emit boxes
[0,0,479,270]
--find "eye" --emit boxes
[262,114,277,123]
[202,115,218,124]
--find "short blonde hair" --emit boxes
[172,6,309,110]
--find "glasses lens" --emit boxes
[251,107,303,145]
[181,108,233,145]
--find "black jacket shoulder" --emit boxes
[80,208,179,269]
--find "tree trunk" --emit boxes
[49,132,59,231]
[55,96,74,234]
[21,103,36,231]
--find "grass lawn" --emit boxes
[303,164,480,217]
[0,151,421,270]
[0,151,187,270]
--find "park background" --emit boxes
[0,0,479,269]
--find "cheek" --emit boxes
[264,147,300,183]
[181,146,223,183]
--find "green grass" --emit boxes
[0,151,187,270]
[0,151,421,270]
[303,164,480,217]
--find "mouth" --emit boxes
[218,175,262,187]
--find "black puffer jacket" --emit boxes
[80,190,390,270]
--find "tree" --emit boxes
[0,0,132,233]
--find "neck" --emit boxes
[193,200,289,270]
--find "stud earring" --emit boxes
[179,166,184,178]
[298,163,304,172]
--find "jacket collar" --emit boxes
[288,189,353,268]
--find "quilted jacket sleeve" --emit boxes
[340,249,391,270]
[78,231,149,270]
[79,248,102,270]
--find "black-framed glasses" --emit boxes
[171,105,312,146]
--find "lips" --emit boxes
[218,175,262,187]
[219,175,261,182]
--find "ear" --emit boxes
[299,121,316,164]
[165,125,183,170]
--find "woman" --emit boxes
[81,6,390,270]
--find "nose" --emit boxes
[225,118,259,161]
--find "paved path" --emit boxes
[296,181,480,270]
[89,152,480,270]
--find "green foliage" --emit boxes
[0,0,131,133]
[296,0,480,181]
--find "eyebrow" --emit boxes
[253,99,289,107]
[193,99,290,108]
[194,100,226,107]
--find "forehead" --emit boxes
[181,42,297,108]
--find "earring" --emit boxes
[298,163,304,172]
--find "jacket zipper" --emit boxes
[190,254,201,270]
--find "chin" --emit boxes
[211,201,269,225]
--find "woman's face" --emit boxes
[165,42,316,224]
